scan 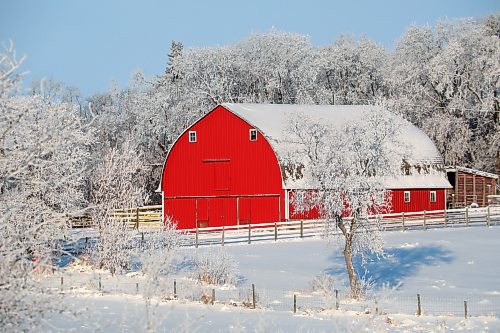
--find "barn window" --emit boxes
[189,131,197,143]
[249,129,257,141]
[404,191,411,203]
[430,191,436,203]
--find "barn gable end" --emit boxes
[161,105,285,229]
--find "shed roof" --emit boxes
[223,103,449,190]
[445,166,498,179]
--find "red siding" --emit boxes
[390,189,446,213]
[162,106,285,229]
[288,189,447,219]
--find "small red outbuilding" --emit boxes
[160,103,451,229]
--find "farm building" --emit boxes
[160,103,452,229]
[445,166,498,208]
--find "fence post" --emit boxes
[98,275,102,291]
[195,228,199,248]
[274,222,278,241]
[487,206,491,227]
[335,289,339,310]
[252,284,256,309]
[423,211,427,230]
[402,212,405,231]
[136,282,139,294]
[60,277,64,287]
[293,294,297,314]
[211,289,215,305]
[222,226,225,246]
[248,224,251,244]
[141,232,144,243]
[417,294,422,316]
[174,280,177,299]
[465,208,469,226]
[300,220,304,238]
[135,207,139,230]
[464,300,468,319]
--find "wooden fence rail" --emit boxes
[71,205,500,247]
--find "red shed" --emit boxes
[445,166,498,208]
[161,103,451,229]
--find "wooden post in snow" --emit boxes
[248,224,251,244]
[274,222,278,241]
[195,227,199,248]
[402,212,405,231]
[417,294,422,316]
[300,220,304,238]
[252,284,256,309]
[221,226,225,246]
[487,206,491,227]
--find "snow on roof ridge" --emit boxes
[446,166,498,179]
[222,102,443,164]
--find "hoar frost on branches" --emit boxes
[88,139,146,273]
[1,41,94,329]
[287,108,406,298]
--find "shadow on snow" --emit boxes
[326,245,455,289]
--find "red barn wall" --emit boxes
[162,106,285,229]
[390,189,446,213]
[287,189,447,219]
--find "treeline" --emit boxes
[87,15,498,198]
[15,15,500,205]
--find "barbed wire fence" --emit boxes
[41,275,499,319]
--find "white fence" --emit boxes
[70,206,500,248]
[176,206,500,247]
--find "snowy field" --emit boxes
[41,225,500,332]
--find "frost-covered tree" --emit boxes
[0,41,94,329]
[288,108,405,298]
[389,17,500,172]
[314,35,388,105]
[88,140,146,273]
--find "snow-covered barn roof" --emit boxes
[383,175,452,189]
[223,103,449,190]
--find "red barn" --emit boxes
[160,103,451,229]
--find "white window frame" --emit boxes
[249,128,258,141]
[430,191,437,203]
[404,191,411,203]
[188,131,197,143]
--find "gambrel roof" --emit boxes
[223,103,451,190]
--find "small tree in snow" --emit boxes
[134,218,182,331]
[288,108,405,298]
[191,248,238,286]
[88,139,146,273]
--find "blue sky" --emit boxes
[1,0,499,97]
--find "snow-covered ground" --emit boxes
[42,225,500,332]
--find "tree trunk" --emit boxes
[343,238,361,299]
